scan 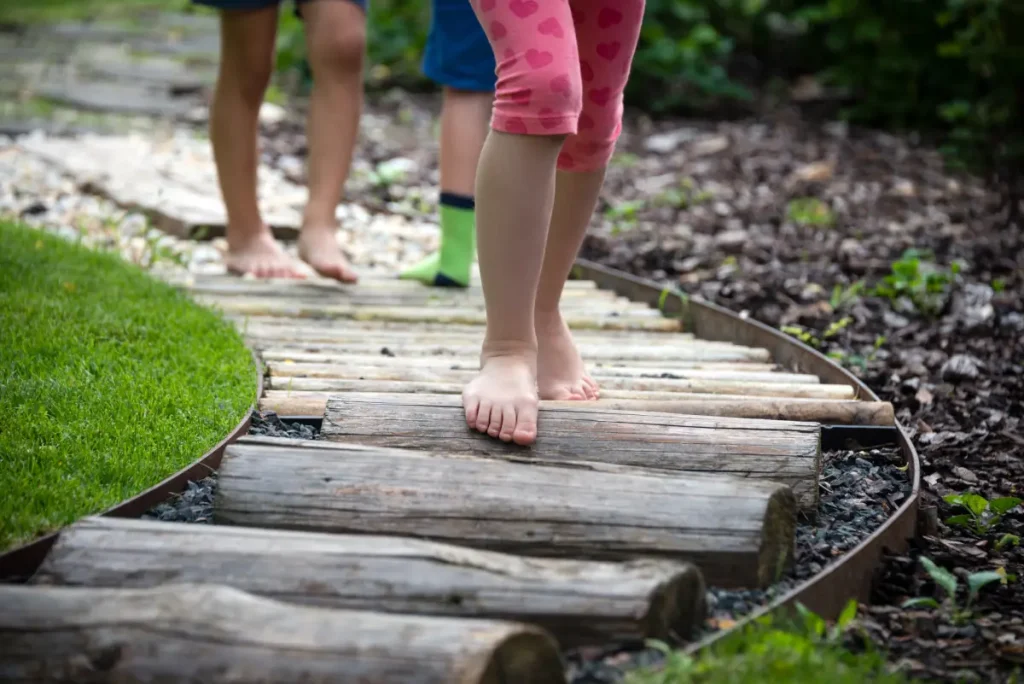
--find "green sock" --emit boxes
[399,192,476,287]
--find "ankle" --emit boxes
[481,336,538,363]
[534,308,565,331]
[302,208,338,233]
[226,223,274,251]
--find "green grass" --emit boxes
[626,604,908,684]
[0,222,255,551]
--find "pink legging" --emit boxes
[470,0,645,172]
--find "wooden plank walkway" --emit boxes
[5,269,896,679]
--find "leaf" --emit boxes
[837,599,858,628]
[948,493,990,516]
[989,497,1023,515]
[967,571,1003,599]
[921,556,958,598]
[945,514,973,527]
[943,493,965,505]
[903,597,941,609]
[995,533,1020,551]
[795,602,825,638]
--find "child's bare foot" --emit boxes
[462,345,540,446]
[225,229,307,279]
[536,312,599,401]
[297,225,359,283]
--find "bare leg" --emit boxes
[440,87,491,195]
[211,8,305,278]
[535,168,606,400]
[462,130,563,446]
[296,0,365,283]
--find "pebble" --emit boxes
[0,129,442,277]
[941,354,984,382]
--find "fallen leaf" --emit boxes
[791,160,835,183]
[916,387,934,405]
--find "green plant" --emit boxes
[996,533,1020,551]
[903,556,1003,623]
[872,249,963,317]
[944,492,1023,534]
[830,280,866,310]
[627,600,908,684]
[786,197,835,227]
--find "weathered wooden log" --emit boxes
[168,271,598,293]
[0,583,565,683]
[269,374,853,401]
[260,340,771,363]
[215,439,797,587]
[35,517,707,646]
[267,361,821,385]
[322,393,820,507]
[258,390,894,426]
[204,299,682,331]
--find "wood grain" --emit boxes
[322,393,820,508]
[215,439,797,587]
[0,583,565,683]
[35,517,707,646]
[258,390,893,426]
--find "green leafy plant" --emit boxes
[830,280,866,310]
[627,600,908,684]
[786,197,835,227]
[996,533,1021,551]
[944,492,1022,535]
[903,556,1003,623]
[872,250,963,317]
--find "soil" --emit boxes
[258,92,1023,681]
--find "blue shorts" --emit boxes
[422,0,496,92]
[192,0,366,16]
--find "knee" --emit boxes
[219,48,274,106]
[558,114,622,172]
[492,61,583,135]
[308,23,366,76]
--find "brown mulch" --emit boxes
[261,91,1024,683]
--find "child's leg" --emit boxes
[296,0,367,283]
[206,2,306,278]
[462,0,583,445]
[401,0,494,287]
[535,0,645,401]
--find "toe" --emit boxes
[463,391,480,426]
[475,400,493,434]
[498,405,517,442]
[512,400,538,446]
[487,404,504,438]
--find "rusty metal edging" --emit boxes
[0,349,264,583]
[571,258,921,634]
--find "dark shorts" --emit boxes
[192,0,367,16]
[422,0,496,92]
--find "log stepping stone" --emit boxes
[0,583,566,684]
[321,393,821,509]
[214,437,797,588]
[34,516,708,647]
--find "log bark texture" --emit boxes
[214,439,796,588]
[321,393,820,508]
[0,583,565,684]
[35,517,707,646]
[259,390,893,426]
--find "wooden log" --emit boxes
[0,583,565,684]
[322,393,820,508]
[266,361,821,386]
[202,299,682,331]
[197,294,662,319]
[267,374,854,401]
[258,352,776,373]
[259,390,894,426]
[260,341,771,363]
[35,517,708,646]
[215,440,797,588]
[166,271,599,292]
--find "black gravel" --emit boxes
[566,445,911,683]
[142,411,320,523]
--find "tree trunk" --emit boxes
[35,517,707,647]
[0,583,565,684]
[215,439,796,588]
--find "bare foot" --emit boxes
[224,229,307,279]
[462,346,540,446]
[536,313,599,401]
[297,225,359,283]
